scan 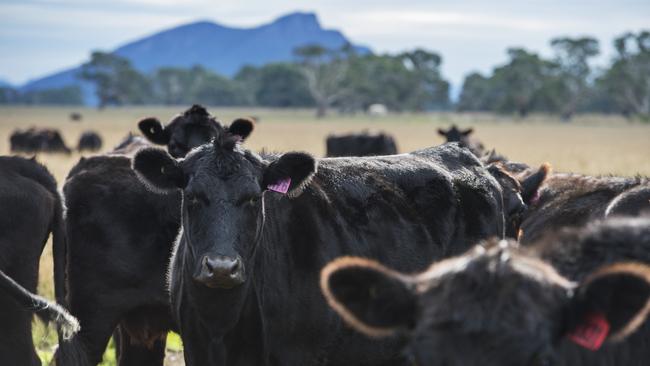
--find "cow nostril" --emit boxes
[230,259,241,275]
[203,256,214,272]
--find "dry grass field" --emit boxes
[1,106,649,365]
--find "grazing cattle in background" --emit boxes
[70,112,83,122]
[326,132,398,157]
[133,140,510,365]
[138,104,254,158]
[111,133,150,156]
[0,156,74,365]
[77,131,103,152]
[322,217,650,366]
[437,125,485,157]
[55,110,254,366]
[10,127,72,154]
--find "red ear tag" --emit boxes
[267,177,291,194]
[567,312,610,351]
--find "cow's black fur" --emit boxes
[0,156,74,365]
[77,131,103,152]
[519,174,650,244]
[55,150,180,366]
[326,132,398,157]
[322,217,650,366]
[55,108,253,365]
[437,125,485,157]
[139,104,254,158]
[133,140,508,365]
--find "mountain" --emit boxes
[20,12,370,105]
[0,79,12,88]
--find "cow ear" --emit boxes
[132,148,185,193]
[228,118,255,141]
[262,152,317,197]
[462,128,474,136]
[138,117,170,145]
[437,128,447,136]
[565,262,650,349]
[321,257,418,337]
[520,163,551,204]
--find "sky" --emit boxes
[1,0,649,89]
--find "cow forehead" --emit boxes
[184,144,263,183]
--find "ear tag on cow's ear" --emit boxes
[267,177,291,194]
[567,313,610,351]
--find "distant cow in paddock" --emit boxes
[70,112,83,122]
[0,156,75,365]
[322,217,650,366]
[77,131,103,152]
[55,107,254,366]
[326,132,398,157]
[138,104,254,158]
[10,128,72,154]
[437,125,485,157]
[133,139,515,365]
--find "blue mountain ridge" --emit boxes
[20,12,371,105]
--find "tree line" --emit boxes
[1,30,648,120]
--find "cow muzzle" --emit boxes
[194,255,245,289]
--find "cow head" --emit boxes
[437,125,474,143]
[138,104,254,158]
[321,239,650,366]
[133,133,317,289]
[487,162,551,238]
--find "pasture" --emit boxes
[1,106,649,365]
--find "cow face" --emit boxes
[321,240,650,366]
[133,134,316,290]
[138,104,254,158]
[487,163,550,238]
[437,125,473,143]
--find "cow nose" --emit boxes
[204,256,240,277]
[195,255,245,289]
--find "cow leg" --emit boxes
[0,279,40,366]
[0,248,41,366]
[115,325,166,366]
[56,307,118,365]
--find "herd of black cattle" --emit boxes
[1,104,649,366]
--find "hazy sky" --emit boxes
[1,0,648,87]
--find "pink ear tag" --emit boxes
[567,312,610,351]
[267,177,291,194]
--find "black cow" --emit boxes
[517,173,650,244]
[77,131,103,152]
[55,111,254,366]
[437,125,485,157]
[326,132,398,157]
[70,112,83,122]
[0,156,76,365]
[139,104,254,158]
[322,217,650,366]
[10,127,72,154]
[485,162,551,238]
[132,139,511,365]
